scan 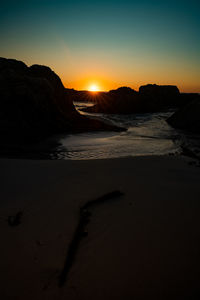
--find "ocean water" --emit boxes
[52,102,182,160]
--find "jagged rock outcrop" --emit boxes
[0,57,123,143]
[82,84,182,114]
[167,97,200,133]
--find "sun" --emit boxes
[88,84,99,92]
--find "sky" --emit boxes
[0,0,200,92]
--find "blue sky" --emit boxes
[0,0,200,91]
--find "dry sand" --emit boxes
[0,155,200,299]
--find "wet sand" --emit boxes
[0,155,200,299]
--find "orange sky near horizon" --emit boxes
[56,47,200,93]
[1,1,199,94]
[62,75,200,93]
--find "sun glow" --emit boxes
[88,84,99,92]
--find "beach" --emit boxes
[1,0,200,298]
[1,155,200,299]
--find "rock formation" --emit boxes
[65,89,107,103]
[82,87,140,114]
[139,84,180,111]
[167,97,200,133]
[0,57,123,144]
[82,84,183,114]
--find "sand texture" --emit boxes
[0,156,200,299]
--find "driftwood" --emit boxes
[58,190,124,287]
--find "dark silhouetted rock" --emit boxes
[82,87,141,114]
[139,84,180,110]
[178,93,200,106]
[0,57,124,144]
[65,89,107,104]
[139,84,179,95]
[82,84,183,114]
[167,97,200,133]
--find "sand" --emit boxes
[0,155,200,299]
